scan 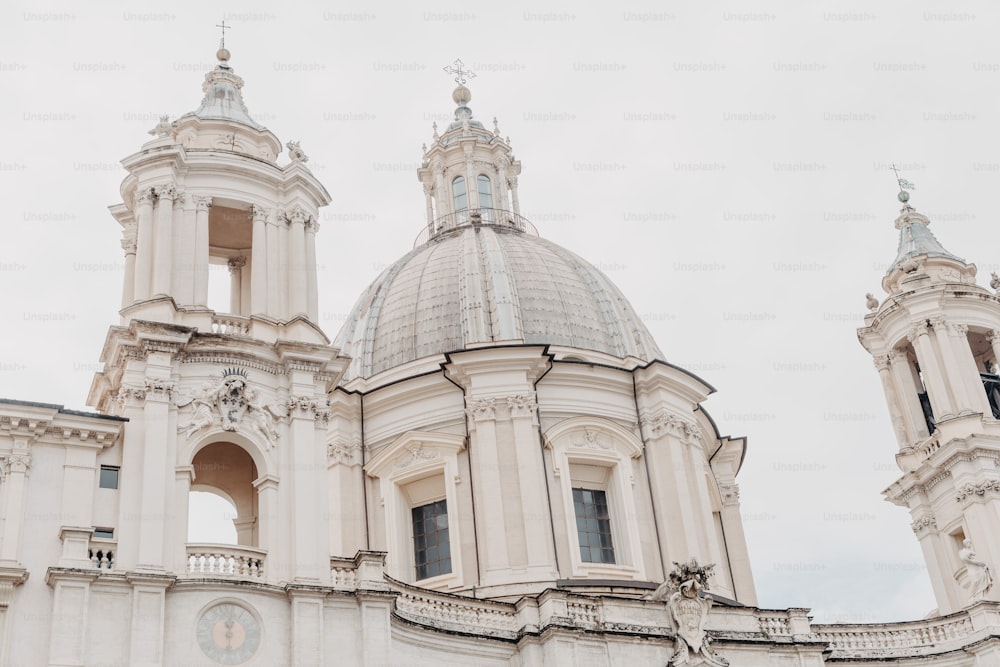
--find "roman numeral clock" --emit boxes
[196,602,262,664]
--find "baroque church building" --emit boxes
[2,47,1000,666]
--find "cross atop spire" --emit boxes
[216,19,231,49]
[443,58,476,85]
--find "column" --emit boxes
[172,466,194,575]
[950,323,995,416]
[121,234,137,308]
[304,218,319,322]
[0,569,28,667]
[434,164,449,223]
[277,216,290,319]
[989,330,1000,373]
[193,196,211,307]
[889,351,929,440]
[496,161,510,215]
[508,395,556,576]
[930,318,974,414]
[133,188,156,301]
[253,474,279,582]
[287,389,327,583]
[250,205,269,316]
[267,217,281,318]
[510,176,521,216]
[642,421,700,570]
[0,444,31,564]
[127,574,173,667]
[228,257,246,315]
[717,482,758,605]
[136,363,173,571]
[464,152,477,210]
[423,184,434,230]
[288,588,325,665]
[47,572,98,665]
[874,355,910,447]
[466,398,510,582]
[911,514,965,615]
[908,324,954,420]
[152,184,177,297]
[287,208,308,316]
[173,195,196,305]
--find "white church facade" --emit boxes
[1,47,1000,666]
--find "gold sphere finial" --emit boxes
[217,47,231,63]
[453,85,471,106]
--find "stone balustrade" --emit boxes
[391,579,520,640]
[186,543,265,579]
[211,315,251,336]
[88,542,116,570]
[814,610,976,659]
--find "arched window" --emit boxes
[452,176,467,214]
[477,175,493,210]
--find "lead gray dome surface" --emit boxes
[334,225,664,379]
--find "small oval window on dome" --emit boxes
[477,175,493,218]
[452,176,467,222]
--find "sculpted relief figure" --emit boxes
[176,370,282,446]
[959,538,994,601]
[648,559,728,667]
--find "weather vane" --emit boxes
[890,163,915,205]
[443,58,476,85]
[217,19,230,49]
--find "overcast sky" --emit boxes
[4,0,999,623]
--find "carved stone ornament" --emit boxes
[393,444,440,471]
[0,452,31,478]
[719,483,740,507]
[643,410,703,444]
[648,559,729,667]
[176,369,284,447]
[327,439,362,466]
[147,114,173,138]
[911,515,936,535]
[466,397,496,421]
[506,394,537,418]
[570,429,611,451]
[286,140,309,163]
[956,479,1000,503]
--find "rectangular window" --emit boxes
[573,487,616,564]
[412,499,452,580]
[99,466,120,490]
[93,528,114,539]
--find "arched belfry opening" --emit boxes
[189,442,259,546]
[207,201,254,316]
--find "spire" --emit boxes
[188,42,264,130]
[880,171,975,295]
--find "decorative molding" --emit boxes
[227,256,247,272]
[176,370,283,447]
[0,452,31,477]
[956,479,1000,503]
[641,409,703,444]
[570,429,611,451]
[143,377,176,401]
[719,482,741,506]
[873,355,892,372]
[120,237,137,254]
[506,394,537,418]
[911,515,937,535]
[392,444,440,472]
[465,397,496,422]
[116,383,147,406]
[327,438,362,467]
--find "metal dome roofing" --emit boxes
[334,223,664,380]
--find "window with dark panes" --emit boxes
[412,499,452,580]
[573,487,615,564]
[99,466,120,490]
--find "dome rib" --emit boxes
[334,226,664,380]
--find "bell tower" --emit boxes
[84,46,344,588]
[111,45,330,341]
[859,185,1000,615]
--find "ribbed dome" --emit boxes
[335,225,664,379]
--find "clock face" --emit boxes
[196,602,261,664]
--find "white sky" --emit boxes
[3,0,998,623]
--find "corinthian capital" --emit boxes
[135,187,156,206]
[282,204,309,225]
[155,184,179,201]
[250,204,269,222]
[874,355,892,372]
[906,324,928,343]
[193,195,213,212]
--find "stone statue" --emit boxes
[246,387,280,448]
[865,293,879,311]
[178,382,218,438]
[648,559,728,666]
[959,538,994,601]
[286,140,309,163]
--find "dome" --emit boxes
[335,224,664,379]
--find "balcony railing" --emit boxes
[186,543,266,579]
[211,314,251,336]
[413,207,538,247]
